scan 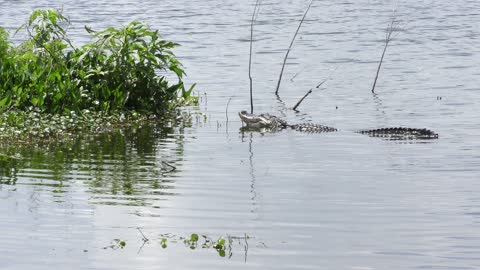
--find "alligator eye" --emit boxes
[240,110,247,114]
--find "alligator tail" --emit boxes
[290,123,338,133]
[358,127,438,140]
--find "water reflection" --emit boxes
[1,0,480,268]
[0,123,187,206]
[247,133,257,213]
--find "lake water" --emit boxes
[1,0,480,269]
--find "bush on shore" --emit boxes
[0,9,196,115]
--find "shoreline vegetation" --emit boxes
[0,9,197,143]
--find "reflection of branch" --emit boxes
[248,133,257,208]
[372,91,387,117]
[244,233,249,263]
[137,227,149,254]
[275,0,314,96]
[225,96,233,135]
[137,227,149,242]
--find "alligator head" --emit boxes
[238,111,288,128]
[239,111,337,132]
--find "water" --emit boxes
[1,0,480,269]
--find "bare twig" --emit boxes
[292,66,338,111]
[136,227,149,254]
[290,67,305,82]
[161,161,176,172]
[292,89,313,111]
[371,7,397,93]
[248,0,262,114]
[275,0,314,96]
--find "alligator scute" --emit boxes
[291,123,337,133]
[357,127,439,140]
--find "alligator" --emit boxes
[239,111,438,140]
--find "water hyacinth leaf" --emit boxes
[190,234,199,242]
[119,240,126,248]
[218,250,226,257]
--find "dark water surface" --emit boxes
[1,0,480,269]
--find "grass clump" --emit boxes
[0,9,197,142]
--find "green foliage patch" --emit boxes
[0,9,196,115]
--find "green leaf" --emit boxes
[182,83,196,99]
[218,250,226,257]
[29,10,43,25]
[190,234,199,242]
[31,97,39,106]
[170,64,184,78]
[0,93,11,107]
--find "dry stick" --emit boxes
[290,67,305,82]
[137,227,149,242]
[292,67,338,111]
[228,0,261,119]
[371,9,397,93]
[292,89,312,111]
[136,227,149,254]
[161,161,176,172]
[248,0,262,114]
[275,0,314,96]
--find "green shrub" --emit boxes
[0,9,196,115]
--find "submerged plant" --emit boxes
[159,233,251,259]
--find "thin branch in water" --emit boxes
[371,8,397,94]
[162,161,176,172]
[137,227,149,242]
[290,72,301,82]
[248,0,262,114]
[136,227,149,254]
[292,66,338,111]
[292,88,312,111]
[290,66,305,82]
[275,0,314,96]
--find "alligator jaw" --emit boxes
[238,110,268,127]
